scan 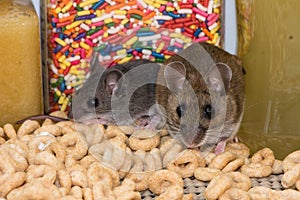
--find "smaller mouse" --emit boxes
[71,56,161,128]
[155,42,245,154]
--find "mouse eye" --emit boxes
[203,104,214,119]
[176,104,186,118]
[87,97,99,108]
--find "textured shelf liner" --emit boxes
[140,174,284,200]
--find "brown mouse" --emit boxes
[155,42,245,154]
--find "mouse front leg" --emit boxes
[214,140,227,155]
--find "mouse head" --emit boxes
[71,56,126,124]
[157,53,232,149]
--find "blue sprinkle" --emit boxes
[92,0,105,10]
[51,22,56,28]
[104,44,111,52]
[74,32,86,41]
[157,20,165,25]
[53,45,62,54]
[65,51,69,56]
[162,11,167,15]
[75,14,96,21]
[125,24,130,29]
[136,31,155,37]
[194,28,202,37]
[127,49,133,54]
[152,52,164,59]
[59,33,64,39]
[100,51,110,56]
[111,45,123,52]
[167,12,180,19]
[135,47,142,52]
[60,81,66,92]
[167,46,176,51]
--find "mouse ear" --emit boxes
[105,69,124,96]
[164,61,187,93]
[89,51,107,74]
[207,63,232,95]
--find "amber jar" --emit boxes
[0,0,43,126]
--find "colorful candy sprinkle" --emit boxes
[45,0,222,113]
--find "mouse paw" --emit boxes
[214,140,227,155]
[135,115,161,131]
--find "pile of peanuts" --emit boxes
[0,111,299,200]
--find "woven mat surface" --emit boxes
[140,174,284,200]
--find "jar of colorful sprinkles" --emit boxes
[41,0,236,114]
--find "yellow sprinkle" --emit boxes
[156,42,165,53]
[170,33,181,38]
[96,10,102,17]
[121,19,129,25]
[103,32,109,38]
[59,63,67,70]
[80,42,90,50]
[77,75,86,80]
[118,56,133,64]
[144,0,154,6]
[166,7,175,12]
[58,94,66,105]
[55,38,67,47]
[117,49,127,55]
[77,10,91,16]
[214,8,220,14]
[55,7,61,14]
[66,20,83,30]
[77,70,86,76]
[164,55,171,60]
[71,43,79,48]
[155,0,168,4]
[58,55,66,62]
[63,60,71,67]
[60,97,70,112]
[125,36,138,46]
[85,20,92,25]
[114,10,127,15]
[104,18,113,24]
[62,1,73,13]
[55,89,62,97]
[143,19,152,25]
[211,24,221,34]
[153,3,161,8]
[212,33,219,44]
[79,0,99,8]
[80,61,88,68]
[70,65,78,71]
[190,25,196,30]
[70,80,83,87]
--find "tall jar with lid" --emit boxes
[0,0,43,126]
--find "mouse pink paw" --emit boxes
[214,140,227,155]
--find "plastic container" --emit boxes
[0,0,43,126]
[238,0,300,159]
[41,0,236,114]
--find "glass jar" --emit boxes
[238,0,300,159]
[0,0,43,126]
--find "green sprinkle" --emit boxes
[130,13,142,20]
[94,44,106,52]
[106,22,115,28]
[87,27,102,36]
[137,27,151,32]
